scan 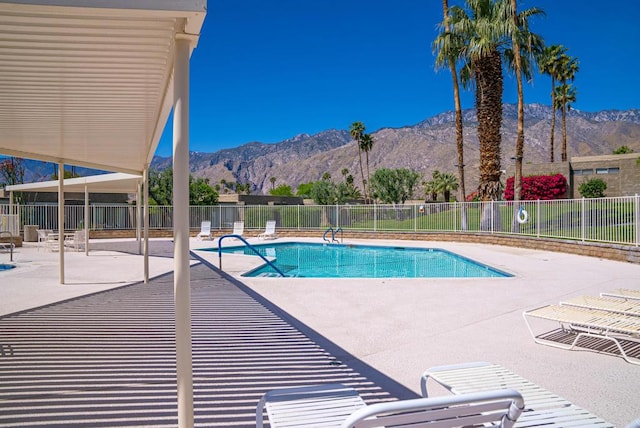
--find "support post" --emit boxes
[137,181,142,255]
[143,168,149,283]
[58,163,65,284]
[84,185,89,256]
[174,33,194,428]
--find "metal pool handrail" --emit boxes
[0,231,14,262]
[217,234,286,277]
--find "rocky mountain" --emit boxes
[152,103,640,195]
[11,104,640,195]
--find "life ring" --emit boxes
[517,206,529,224]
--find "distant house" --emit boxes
[507,152,640,198]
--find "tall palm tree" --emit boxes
[556,54,579,162]
[436,172,459,202]
[269,176,277,190]
[448,0,510,204]
[349,121,367,202]
[434,0,466,209]
[555,82,577,162]
[360,133,374,203]
[538,44,566,162]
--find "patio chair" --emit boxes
[196,221,213,240]
[65,230,85,252]
[231,221,244,239]
[523,304,640,365]
[36,229,52,251]
[258,220,277,240]
[421,361,614,427]
[561,294,640,316]
[256,383,524,428]
[601,288,640,301]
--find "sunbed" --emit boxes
[258,220,277,240]
[601,288,640,301]
[421,361,614,427]
[523,304,640,365]
[256,382,524,428]
[196,221,212,240]
[561,295,640,316]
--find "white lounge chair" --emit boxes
[36,229,52,251]
[232,221,244,238]
[524,304,640,365]
[258,220,277,240]
[256,383,524,428]
[421,361,614,427]
[196,221,212,240]
[65,230,86,252]
[561,294,640,316]
[601,288,640,301]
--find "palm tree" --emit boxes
[554,82,577,162]
[269,176,277,190]
[349,121,367,202]
[360,133,374,203]
[434,0,466,213]
[556,54,579,162]
[538,44,567,162]
[436,172,459,202]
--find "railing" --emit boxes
[217,234,285,277]
[1,195,638,246]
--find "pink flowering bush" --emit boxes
[504,174,567,200]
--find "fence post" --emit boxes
[414,204,417,232]
[581,197,586,242]
[373,203,377,232]
[490,200,494,234]
[634,193,640,247]
[536,199,540,238]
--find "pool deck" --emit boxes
[1,236,639,426]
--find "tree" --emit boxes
[269,184,294,197]
[369,168,420,204]
[296,182,314,198]
[423,180,438,202]
[578,178,607,198]
[556,52,579,162]
[360,133,375,203]
[269,176,277,190]
[538,44,567,162]
[189,176,218,205]
[310,177,337,205]
[149,168,218,206]
[435,171,459,202]
[434,0,467,220]
[613,145,633,154]
[0,157,26,204]
[349,121,367,202]
[554,82,577,162]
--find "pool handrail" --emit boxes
[0,230,14,262]
[322,227,333,243]
[332,227,343,244]
[217,234,286,277]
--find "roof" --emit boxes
[6,172,142,193]
[0,0,206,174]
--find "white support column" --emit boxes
[174,32,194,428]
[58,163,65,284]
[137,182,142,255]
[84,185,89,256]
[143,168,150,284]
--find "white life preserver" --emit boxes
[517,206,529,224]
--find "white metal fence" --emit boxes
[1,195,639,246]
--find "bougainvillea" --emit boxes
[504,174,567,200]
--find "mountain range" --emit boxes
[12,104,640,196]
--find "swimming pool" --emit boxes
[0,263,15,271]
[210,243,511,278]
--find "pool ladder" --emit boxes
[216,234,285,277]
[322,227,343,244]
[0,231,14,262]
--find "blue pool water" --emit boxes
[0,264,15,271]
[210,243,511,278]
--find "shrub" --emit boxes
[504,174,567,200]
[578,178,607,198]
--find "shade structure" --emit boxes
[0,2,207,427]
[0,0,206,175]
[6,172,142,194]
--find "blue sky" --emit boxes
[155,0,640,157]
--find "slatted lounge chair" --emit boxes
[256,382,524,428]
[196,221,212,240]
[421,361,614,427]
[601,288,640,301]
[523,304,640,365]
[258,220,277,240]
[561,295,640,316]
